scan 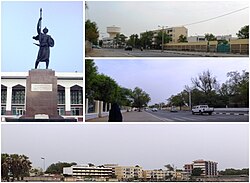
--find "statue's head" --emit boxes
[43,27,49,34]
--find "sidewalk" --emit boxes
[149,49,248,57]
[86,111,162,122]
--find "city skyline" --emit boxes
[86,1,249,38]
[93,59,249,105]
[1,124,249,170]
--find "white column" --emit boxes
[6,86,12,113]
[65,87,71,114]
[99,101,103,117]
[109,103,112,111]
[105,103,108,112]
[94,100,99,113]
[85,98,89,114]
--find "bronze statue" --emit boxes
[33,8,54,69]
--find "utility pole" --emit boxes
[158,25,168,52]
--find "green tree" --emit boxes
[85,19,99,45]
[1,153,32,181]
[116,87,133,107]
[92,74,119,103]
[127,34,140,48]
[237,25,249,39]
[140,31,154,49]
[46,162,77,174]
[155,31,172,49]
[132,87,151,111]
[205,33,216,41]
[114,33,127,48]
[1,153,10,181]
[178,34,188,43]
[225,70,249,107]
[192,168,203,176]
[167,93,185,110]
[85,59,98,100]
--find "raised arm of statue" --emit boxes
[37,17,42,35]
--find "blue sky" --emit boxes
[1,1,83,72]
[94,59,249,105]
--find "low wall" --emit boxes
[214,108,249,112]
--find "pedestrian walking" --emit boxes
[108,103,123,122]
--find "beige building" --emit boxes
[114,165,143,181]
[141,26,188,46]
[143,169,169,181]
[167,26,188,43]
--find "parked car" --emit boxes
[192,105,214,115]
[92,45,101,49]
[125,46,133,51]
[152,108,158,112]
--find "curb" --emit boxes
[214,112,249,116]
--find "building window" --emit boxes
[57,107,65,115]
[1,90,7,104]
[12,90,25,104]
[71,90,83,104]
[12,106,25,115]
[71,107,81,116]
[58,90,65,104]
[1,106,6,115]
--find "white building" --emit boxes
[63,165,113,179]
[187,35,206,42]
[1,72,83,121]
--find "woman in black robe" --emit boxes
[108,103,123,122]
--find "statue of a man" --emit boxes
[33,10,54,69]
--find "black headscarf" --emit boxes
[108,103,123,122]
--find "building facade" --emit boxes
[114,165,143,181]
[1,72,83,121]
[184,159,218,176]
[63,165,113,180]
[141,26,188,46]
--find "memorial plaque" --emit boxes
[31,84,52,91]
[21,69,62,119]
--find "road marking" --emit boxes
[145,112,165,121]
[162,118,174,122]
[179,117,196,121]
[173,117,186,121]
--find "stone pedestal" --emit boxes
[22,69,62,119]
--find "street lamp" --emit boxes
[185,85,193,110]
[41,157,45,173]
[158,25,168,52]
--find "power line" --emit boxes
[182,6,249,27]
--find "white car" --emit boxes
[192,105,214,115]
[152,108,158,112]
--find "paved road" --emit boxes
[86,48,248,57]
[146,110,248,122]
[86,110,248,122]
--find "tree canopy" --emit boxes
[45,161,77,174]
[237,25,249,39]
[85,19,99,44]
[1,153,32,181]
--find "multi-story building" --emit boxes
[1,72,83,121]
[141,26,188,47]
[143,169,167,181]
[63,165,113,180]
[184,163,193,174]
[114,165,143,181]
[184,159,218,176]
